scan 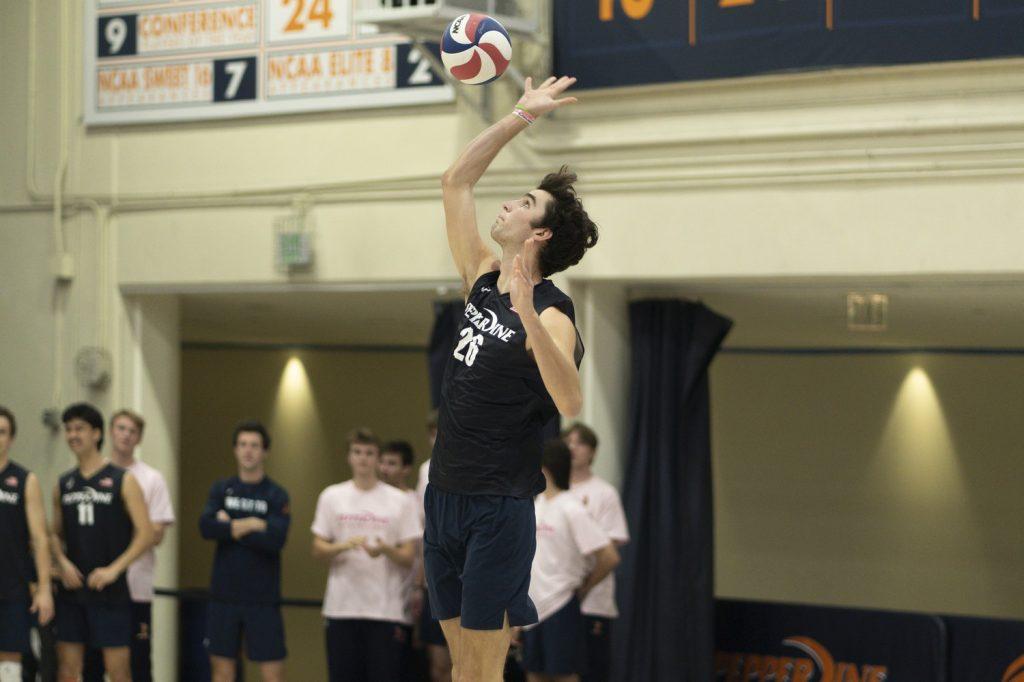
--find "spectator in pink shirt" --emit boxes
[311,429,422,682]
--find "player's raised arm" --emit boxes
[441,76,578,287]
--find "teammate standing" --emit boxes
[520,440,619,682]
[0,406,54,682]
[50,403,154,682]
[199,420,290,682]
[425,74,597,682]
[564,423,629,682]
[311,429,421,681]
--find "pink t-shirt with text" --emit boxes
[311,480,422,623]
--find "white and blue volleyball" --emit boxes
[440,13,512,85]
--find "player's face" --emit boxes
[0,417,12,458]
[64,418,101,457]
[233,432,266,472]
[490,189,554,247]
[565,430,594,470]
[378,453,407,487]
[110,416,142,456]
[349,443,379,478]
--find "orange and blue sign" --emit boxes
[555,0,1024,87]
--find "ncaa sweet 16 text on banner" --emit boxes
[84,0,451,125]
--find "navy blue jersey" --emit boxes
[58,463,133,604]
[0,460,33,600]
[199,476,290,603]
[430,270,583,498]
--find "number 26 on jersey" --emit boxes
[453,328,484,367]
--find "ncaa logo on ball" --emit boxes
[440,13,512,85]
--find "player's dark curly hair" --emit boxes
[532,166,598,277]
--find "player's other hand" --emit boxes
[31,588,55,626]
[86,565,120,591]
[510,238,538,315]
[58,557,84,590]
[517,76,578,117]
[510,626,524,647]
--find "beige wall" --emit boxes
[712,352,1024,619]
[180,346,431,681]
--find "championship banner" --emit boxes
[85,0,451,125]
[714,599,945,682]
[945,614,1024,682]
[555,0,1024,89]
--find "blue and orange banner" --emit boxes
[555,0,1024,87]
[714,599,945,681]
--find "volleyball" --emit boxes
[440,13,512,85]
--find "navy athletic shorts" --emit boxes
[55,597,132,649]
[0,599,32,653]
[205,601,286,662]
[423,485,538,630]
[521,596,588,676]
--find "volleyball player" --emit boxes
[84,409,175,682]
[51,403,154,682]
[564,423,629,682]
[311,429,421,681]
[424,74,598,682]
[199,420,290,682]
[0,406,53,682]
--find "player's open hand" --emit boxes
[87,565,120,591]
[517,76,578,117]
[510,238,538,316]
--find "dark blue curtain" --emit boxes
[427,300,464,408]
[613,299,732,682]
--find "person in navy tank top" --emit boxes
[424,74,598,682]
[0,406,54,682]
[50,403,154,682]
